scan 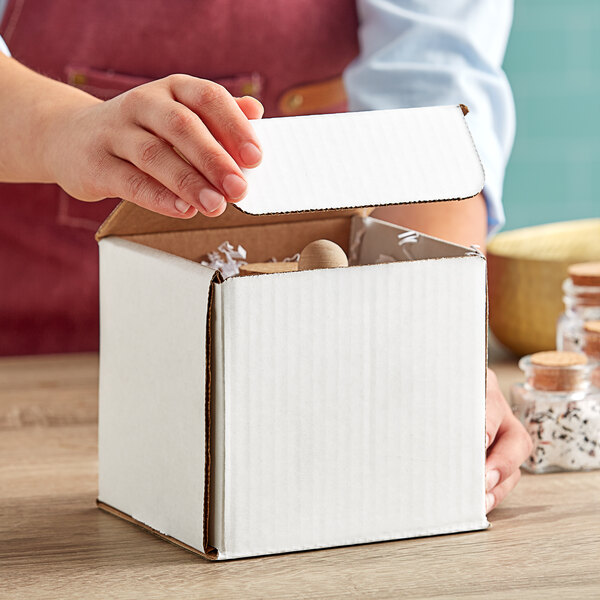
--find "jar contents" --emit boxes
[511,351,600,473]
[557,262,600,352]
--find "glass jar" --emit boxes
[511,351,600,474]
[583,321,600,388]
[557,263,600,352]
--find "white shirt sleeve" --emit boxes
[344,0,515,235]
[0,34,9,56]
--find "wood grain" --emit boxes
[1,351,599,599]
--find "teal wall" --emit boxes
[502,1,600,230]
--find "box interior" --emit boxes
[119,214,475,270]
[120,216,353,265]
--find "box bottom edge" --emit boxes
[97,499,489,561]
[96,499,218,561]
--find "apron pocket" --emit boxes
[65,65,264,101]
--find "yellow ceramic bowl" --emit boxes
[488,219,600,356]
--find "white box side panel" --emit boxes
[238,105,484,215]
[98,238,214,552]
[218,257,487,559]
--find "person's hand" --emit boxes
[43,75,264,219]
[484,368,533,513]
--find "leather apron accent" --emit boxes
[0,0,359,354]
[279,76,348,116]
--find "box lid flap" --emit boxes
[237,104,483,215]
[96,104,483,239]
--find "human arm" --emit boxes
[345,0,528,511]
[0,52,264,218]
[372,194,488,251]
[344,0,516,247]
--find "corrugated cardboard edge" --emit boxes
[481,251,489,518]
[235,193,482,218]
[203,271,222,554]
[96,500,218,560]
[97,499,490,562]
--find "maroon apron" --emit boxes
[0,0,359,355]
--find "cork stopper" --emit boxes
[584,320,600,334]
[298,240,349,271]
[584,321,600,359]
[568,262,600,287]
[239,262,298,276]
[526,351,588,391]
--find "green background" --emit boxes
[501,0,600,231]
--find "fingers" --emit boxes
[235,96,265,120]
[169,76,263,168]
[100,155,206,219]
[114,76,263,214]
[111,128,227,215]
[485,413,532,503]
[484,368,533,511]
[486,413,532,484]
[131,98,249,204]
[485,369,505,450]
[486,468,520,513]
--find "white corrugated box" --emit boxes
[96,105,489,560]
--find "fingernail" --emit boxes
[222,173,247,200]
[486,469,500,492]
[174,198,192,214]
[239,142,262,166]
[199,189,225,213]
[486,433,490,449]
[485,493,495,513]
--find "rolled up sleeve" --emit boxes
[0,35,9,56]
[344,0,515,235]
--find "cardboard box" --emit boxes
[96,105,489,560]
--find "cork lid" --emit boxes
[584,321,600,334]
[530,351,588,368]
[522,351,590,392]
[568,262,600,287]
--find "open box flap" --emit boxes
[96,104,483,240]
[96,201,367,241]
[238,104,483,215]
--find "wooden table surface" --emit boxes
[1,349,599,599]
